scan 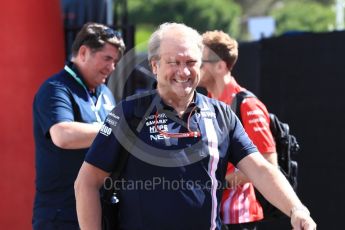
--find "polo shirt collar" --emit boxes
[156,91,201,113]
[65,61,101,97]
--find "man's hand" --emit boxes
[225,170,250,189]
[290,208,317,230]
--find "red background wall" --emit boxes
[0,1,65,228]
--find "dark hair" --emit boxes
[71,22,125,57]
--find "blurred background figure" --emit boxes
[199,30,277,230]
[32,22,125,230]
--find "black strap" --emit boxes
[107,95,148,182]
[102,148,129,203]
[231,90,256,121]
[107,123,131,183]
[102,106,142,199]
[109,150,129,184]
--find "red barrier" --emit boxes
[0,1,64,228]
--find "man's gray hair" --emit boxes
[147,22,203,62]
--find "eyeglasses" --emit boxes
[202,59,220,64]
[201,59,221,68]
[154,106,201,138]
[81,28,123,45]
[100,28,125,53]
[102,28,122,39]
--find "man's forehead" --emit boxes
[203,46,218,58]
[159,49,198,56]
[161,36,196,47]
[159,38,201,58]
[202,47,210,56]
[98,43,121,57]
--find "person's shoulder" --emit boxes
[196,93,236,130]
[35,69,66,94]
[241,95,269,114]
[114,90,157,118]
[124,89,157,101]
[196,93,235,124]
[196,92,230,111]
[121,89,157,108]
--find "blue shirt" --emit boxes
[86,90,258,230]
[32,62,115,222]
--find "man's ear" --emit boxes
[151,59,158,75]
[217,60,229,73]
[78,45,88,62]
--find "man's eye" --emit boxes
[186,61,197,67]
[167,61,178,66]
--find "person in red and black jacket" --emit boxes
[199,30,306,230]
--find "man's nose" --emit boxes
[108,62,115,72]
[177,64,191,76]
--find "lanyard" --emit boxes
[64,65,103,123]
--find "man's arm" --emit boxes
[50,121,102,149]
[237,152,316,230]
[225,151,277,186]
[262,151,278,166]
[75,162,109,230]
[227,96,279,185]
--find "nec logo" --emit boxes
[100,124,112,136]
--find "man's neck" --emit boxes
[70,59,95,92]
[208,72,232,99]
[158,89,194,117]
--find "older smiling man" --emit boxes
[74,22,316,230]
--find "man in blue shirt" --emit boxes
[32,22,125,229]
[74,22,316,230]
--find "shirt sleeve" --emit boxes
[34,81,75,137]
[240,97,276,154]
[85,102,129,172]
[227,108,259,166]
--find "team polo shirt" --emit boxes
[85,90,258,230]
[212,78,276,224]
[33,62,115,221]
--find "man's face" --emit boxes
[81,43,121,90]
[200,47,218,87]
[151,37,202,101]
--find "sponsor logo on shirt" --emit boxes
[144,113,167,120]
[248,117,267,124]
[144,113,170,141]
[246,109,264,116]
[106,117,118,127]
[245,109,269,133]
[146,119,168,126]
[253,126,268,132]
[149,124,170,141]
[108,112,120,120]
[149,125,168,134]
[199,109,216,119]
[100,124,112,136]
[150,134,170,141]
